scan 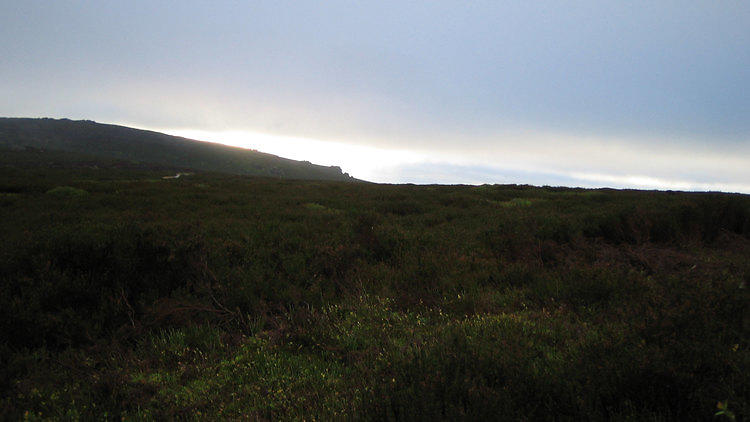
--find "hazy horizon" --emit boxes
[2,2,748,192]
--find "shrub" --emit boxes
[45,186,88,197]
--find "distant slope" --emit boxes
[0,118,358,181]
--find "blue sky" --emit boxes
[1,1,748,191]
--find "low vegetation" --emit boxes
[1,150,748,420]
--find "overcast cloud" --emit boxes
[1,1,748,191]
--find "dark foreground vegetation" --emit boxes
[1,150,748,420]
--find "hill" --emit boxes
[1,156,748,419]
[0,117,357,181]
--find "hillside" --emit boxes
[0,117,357,181]
[1,155,748,420]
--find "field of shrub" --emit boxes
[1,156,748,420]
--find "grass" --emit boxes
[45,186,89,197]
[0,152,748,420]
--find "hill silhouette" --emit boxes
[0,117,357,181]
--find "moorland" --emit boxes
[0,147,748,420]
[0,118,355,182]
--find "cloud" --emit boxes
[1,1,748,191]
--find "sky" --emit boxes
[1,1,749,191]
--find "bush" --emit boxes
[45,186,88,197]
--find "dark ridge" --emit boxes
[0,117,359,181]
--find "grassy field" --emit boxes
[1,152,748,420]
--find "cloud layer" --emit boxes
[2,1,748,190]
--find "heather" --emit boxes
[1,152,748,420]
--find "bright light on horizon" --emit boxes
[155,127,750,194]
[160,128,428,183]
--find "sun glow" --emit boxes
[153,127,750,193]
[159,128,427,183]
